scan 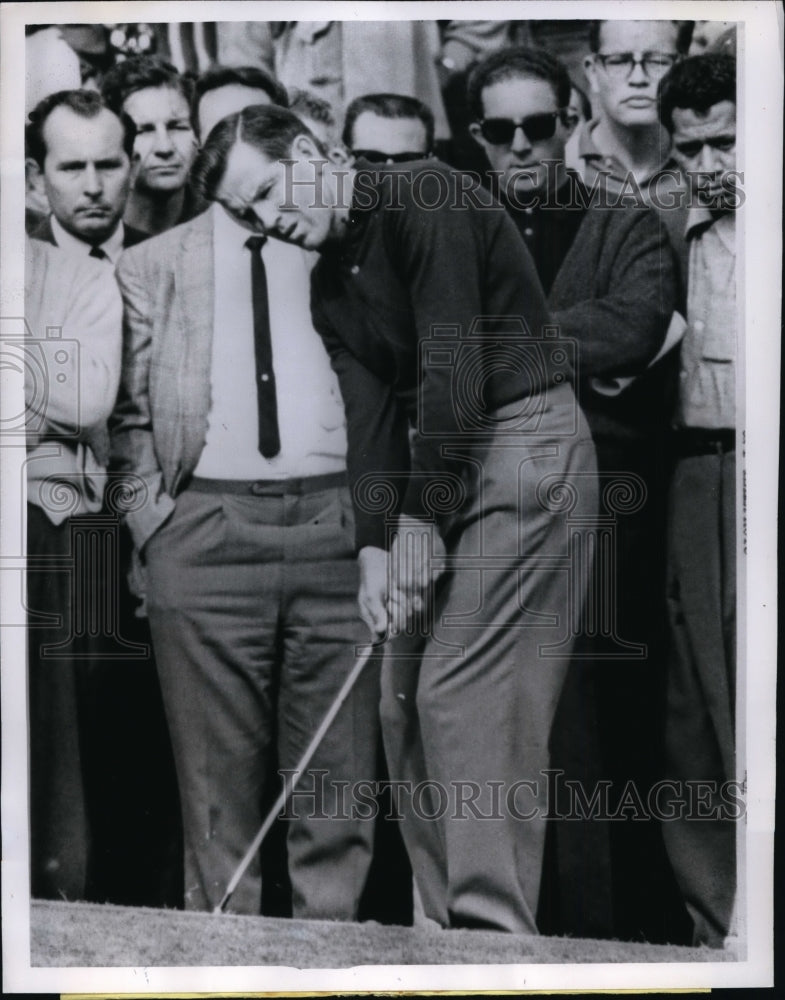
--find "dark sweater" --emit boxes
[311,159,556,551]
[539,186,678,444]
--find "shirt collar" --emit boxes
[213,201,260,247]
[50,214,125,265]
[685,205,735,244]
[577,117,677,182]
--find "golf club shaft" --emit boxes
[213,642,377,914]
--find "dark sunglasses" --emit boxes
[352,149,430,164]
[477,111,566,146]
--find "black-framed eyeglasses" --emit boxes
[595,51,680,78]
[477,111,564,147]
[352,149,431,164]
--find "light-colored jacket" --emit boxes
[24,237,122,523]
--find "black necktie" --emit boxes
[89,245,108,261]
[245,235,280,459]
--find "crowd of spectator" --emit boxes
[24,17,738,948]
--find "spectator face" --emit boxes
[670,100,736,208]
[349,111,429,163]
[470,75,571,199]
[39,105,131,243]
[585,21,681,129]
[215,138,341,250]
[123,85,198,194]
[198,84,273,138]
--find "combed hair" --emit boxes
[191,103,326,202]
[657,53,736,131]
[194,64,289,117]
[289,89,336,128]
[466,47,572,122]
[26,88,136,167]
[102,55,194,115]
[587,20,695,55]
[342,92,435,151]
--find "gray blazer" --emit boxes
[110,209,214,550]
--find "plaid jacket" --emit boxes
[110,209,214,551]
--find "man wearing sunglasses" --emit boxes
[469,46,681,941]
[566,19,694,203]
[342,92,434,165]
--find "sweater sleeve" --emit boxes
[311,264,411,552]
[549,207,677,378]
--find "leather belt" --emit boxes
[672,427,735,456]
[187,472,347,496]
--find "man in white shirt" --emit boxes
[27,90,182,909]
[110,172,379,916]
[25,237,122,901]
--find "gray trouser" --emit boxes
[381,386,598,933]
[145,480,379,917]
[663,450,737,947]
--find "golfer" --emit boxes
[193,105,598,934]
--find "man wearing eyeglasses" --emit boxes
[468,46,681,941]
[566,19,694,202]
[342,92,435,165]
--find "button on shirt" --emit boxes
[677,209,736,430]
[50,214,125,266]
[193,205,347,479]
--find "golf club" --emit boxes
[213,641,379,914]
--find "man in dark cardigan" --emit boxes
[469,47,685,943]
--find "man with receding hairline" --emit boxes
[26,89,145,259]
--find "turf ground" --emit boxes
[30,900,739,967]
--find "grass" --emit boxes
[30,900,739,968]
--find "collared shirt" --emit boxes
[50,214,125,266]
[502,174,589,295]
[25,237,122,523]
[193,205,347,479]
[676,209,736,429]
[565,118,684,207]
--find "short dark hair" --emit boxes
[192,103,325,203]
[658,53,736,132]
[467,47,572,123]
[587,20,695,55]
[570,82,592,121]
[289,89,337,136]
[342,92,435,151]
[194,64,289,128]
[101,55,194,116]
[26,88,136,167]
